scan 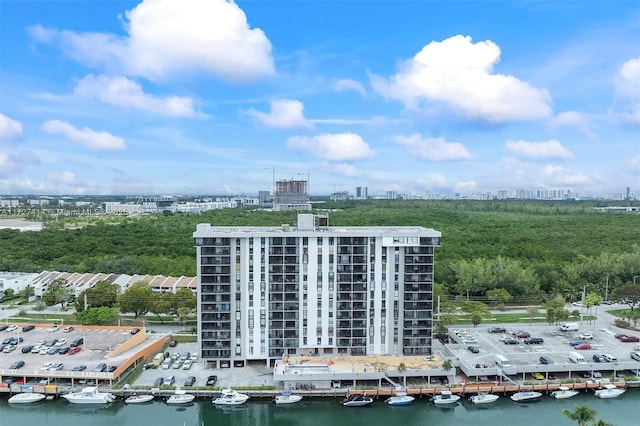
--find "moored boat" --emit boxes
[274,390,303,405]
[61,387,115,404]
[594,384,626,399]
[212,388,250,405]
[342,394,374,407]
[510,390,542,403]
[469,392,499,404]
[432,390,461,405]
[8,392,46,404]
[550,386,579,400]
[166,390,195,405]
[125,394,154,404]
[385,391,415,406]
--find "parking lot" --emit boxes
[0,323,154,385]
[135,341,272,388]
[447,321,640,381]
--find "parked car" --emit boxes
[169,340,177,347]
[574,343,592,350]
[130,328,141,335]
[488,326,506,333]
[70,337,84,347]
[630,351,640,362]
[593,354,607,363]
[62,326,74,333]
[172,360,183,369]
[182,359,193,369]
[206,375,218,386]
[524,337,544,345]
[184,376,196,386]
[22,325,35,332]
[153,377,164,386]
[164,375,175,386]
[58,347,70,354]
[72,365,87,371]
[49,363,64,371]
[54,338,67,347]
[603,354,617,363]
[94,363,107,372]
[530,372,544,380]
[108,365,118,372]
[47,325,59,332]
[68,346,81,355]
[5,325,18,332]
[502,337,519,345]
[0,325,8,331]
[10,360,25,369]
[21,345,35,353]
[578,332,594,340]
[592,371,603,378]
[539,356,554,365]
[47,347,59,355]
[513,331,531,338]
[467,345,480,353]
[615,334,640,342]
[569,340,583,346]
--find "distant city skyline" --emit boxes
[1,1,639,197]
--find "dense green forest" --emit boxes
[1,200,638,303]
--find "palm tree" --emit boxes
[562,405,598,426]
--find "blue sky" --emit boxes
[0,0,638,197]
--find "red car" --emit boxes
[68,346,81,355]
[169,340,177,347]
[574,343,592,350]
[615,334,640,342]
[514,331,531,338]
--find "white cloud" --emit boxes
[543,164,589,185]
[370,35,552,122]
[0,113,23,142]
[333,79,367,97]
[246,99,313,129]
[321,162,358,177]
[28,0,274,82]
[550,111,596,139]
[615,56,640,124]
[393,134,472,161]
[74,74,196,117]
[47,171,77,185]
[287,133,374,161]
[454,181,478,192]
[505,139,573,160]
[41,120,126,150]
[417,173,449,190]
[0,150,39,178]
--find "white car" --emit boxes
[47,326,59,332]
[54,338,67,347]
[5,325,18,332]
[578,333,594,340]
[182,359,193,370]
[40,362,54,370]
[630,351,640,362]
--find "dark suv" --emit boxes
[540,356,554,365]
[488,326,506,333]
[524,337,544,345]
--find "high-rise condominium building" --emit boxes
[194,214,441,368]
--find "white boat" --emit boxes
[342,394,374,407]
[8,393,46,404]
[469,392,499,404]
[550,386,579,400]
[166,390,195,405]
[125,394,154,404]
[594,384,626,399]
[432,390,461,405]
[61,387,115,404]
[385,391,415,406]
[510,390,542,402]
[274,390,303,405]
[212,388,250,405]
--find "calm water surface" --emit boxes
[0,390,638,426]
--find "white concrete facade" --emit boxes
[194,214,441,368]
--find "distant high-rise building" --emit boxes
[258,190,271,206]
[355,186,368,200]
[626,187,631,200]
[272,179,311,211]
[386,190,397,200]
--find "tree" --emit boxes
[176,307,194,329]
[441,359,453,372]
[526,306,539,326]
[612,284,640,312]
[41,278,73,307]
[75,307,119,325]
[3,288,15,299]
[118,281,154,318]
[169,288,197,315]
[486,288,512,310]
[74,280,119,312]
[562,405,598,426]
[460,300,491,321]
[471,314,482,328]
[150,293,172,323]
